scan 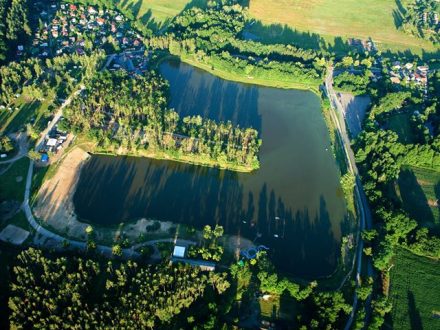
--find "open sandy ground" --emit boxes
[338,93,371,138]
[0,225,29,245]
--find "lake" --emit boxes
[73,60,348,278]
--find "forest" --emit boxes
[8,248,230,329]
[5,247,362,329]
[0,0,31,62]
[63,70,261,170]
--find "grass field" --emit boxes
[0,158,30,202]
[111,0,437,53]
[395,166,440,231]
[389,248,440,330]
[115,0,197,30]
[0,95,53,135]
[386,113,415,144]
[248,0,438,53]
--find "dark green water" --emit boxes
[73,60,348,277]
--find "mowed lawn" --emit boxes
[0,95,53,135]
[248,0,437,52]
[396,166,440,230]
[0,157,30,202]
[389,248,440,330]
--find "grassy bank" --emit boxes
[90,142,259,173]
[178,54,321,94]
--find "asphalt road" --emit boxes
[324,67,373,329]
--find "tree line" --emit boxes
[63,70,261,169]
[146,1,325,87]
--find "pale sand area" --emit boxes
[33,148,255,252]
[0,225,29,245]
[338,93,371,138]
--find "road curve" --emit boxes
[0,132,28,164]
[324,67,373,329]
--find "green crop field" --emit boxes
[395,166,440,230]
[248,0,438,53]
[389,248,440,330]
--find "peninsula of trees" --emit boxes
[63,70,261,171]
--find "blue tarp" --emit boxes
[41,154,49,162]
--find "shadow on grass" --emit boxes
[407,290,423,330]
[398,168,434,225]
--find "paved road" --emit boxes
[0,132,28,164]
[35,86,85,152]
[324,67,373,329]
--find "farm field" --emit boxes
[247,0,438,53]
[395,166,440,231]
[389,248,440,330]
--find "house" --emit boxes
[404,63,414,70]
[417,66,429,74]
[69,4,77,11]
[390,77,401,84]
[173,245,186,258]
[46,138,57,147]
[392,61,401,70]
[88,6,97,14]
[96,17,105,26]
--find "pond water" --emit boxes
[73,60,348,278]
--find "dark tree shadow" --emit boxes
[395,0,407,16]
[398,169,434,225]
[392,9,404,29]
[243,21,325,52]
[407,291,423,330]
